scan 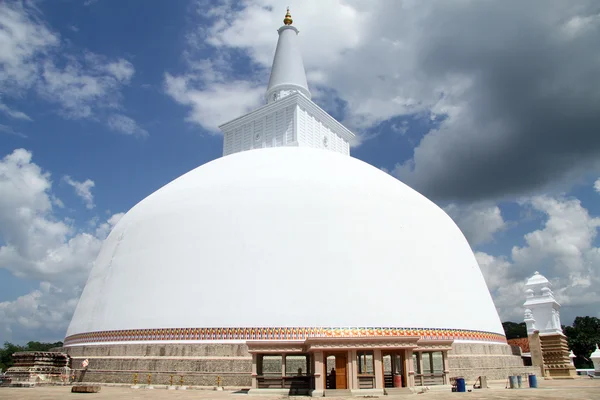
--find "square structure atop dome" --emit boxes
[219,92,355,157]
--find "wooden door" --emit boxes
[335,353,347,389]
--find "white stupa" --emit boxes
[523,271,577,378]
[64,9,519,393]
[523,271,563,335]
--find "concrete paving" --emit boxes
[0,378,599,400]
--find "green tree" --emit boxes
[0,342,25,372]
[502,321,527,339]
[564,316,600,369]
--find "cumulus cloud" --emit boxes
[63,175,95,209]
[0,2,141,133]
[0,149,122,342]
[476,194,600,322]
[181,0,600,201]
[445,203,506,246]
[0,282,79,343]
[164,50,264,132]
[595,178,600,193]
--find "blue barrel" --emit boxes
[517,375,522,388]
[456,378,466,392]
[528,374,538,388]
[509,375,517,389]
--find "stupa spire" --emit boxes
[265,8,311,103]
[283,7,293,25]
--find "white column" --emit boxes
[313,352,324,396]
[281,354,286,378]
[405,350,415,388]
[442,351,450,385]
[374,349,383,389]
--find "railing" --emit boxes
[384,373,394,388]
[256,375,313,394]
[414,373,444,386]
[357,375,375,389]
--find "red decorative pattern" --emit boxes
[64,327,507,346]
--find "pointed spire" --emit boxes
[265,8,311,103]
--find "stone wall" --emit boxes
[448,342,536,380]
[62,343,252,387]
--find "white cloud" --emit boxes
[107,113,148,137]
[0,101,32,120]
[512,196,600,279]
[0,1,59,92]
[475,251,526,321]
[445,203,506,246]
[103,59,135,83]
[0,124,27,138]
[0,149,122,343]
[0,282,79,343]
[476,195,600,322]
[0,2,139,131]
[63,175,95,209]
[38,57,132,119]
[164,71,263,132]
[181,1,600,202]
[594,178,600,193]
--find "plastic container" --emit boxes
[456,377,466,392]
[528,374,538,388]
[517,375,522,388]
[509,375,517,389]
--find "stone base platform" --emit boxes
[60,341,533,388]
[61,343,252,387]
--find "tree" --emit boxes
[0,342,24,372]
[564,316,600,369]
[502,321,527,339]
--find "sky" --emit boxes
[0,0,599,344]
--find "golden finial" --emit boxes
[283,7,293,25]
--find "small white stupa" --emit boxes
[523,272,576,378]
[523,272,563,335]
[591,345,600,376]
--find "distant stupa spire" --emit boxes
[283,7,293,25]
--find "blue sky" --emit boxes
[1,0,599,344]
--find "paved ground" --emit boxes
[1,378,599,400]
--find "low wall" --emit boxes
[62,343,252,387]
[448,342,536,380]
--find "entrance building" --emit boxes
[248,337,453,396]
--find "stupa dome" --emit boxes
[66,147,504,344]
[525,271,550,287]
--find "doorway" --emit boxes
[382,352,404,388]
[324,353,347,390]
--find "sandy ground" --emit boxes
[0,378,599,400]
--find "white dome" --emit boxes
[66,147,504,343]
[526,271,550,287]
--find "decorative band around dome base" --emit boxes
[64,327,506,346]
